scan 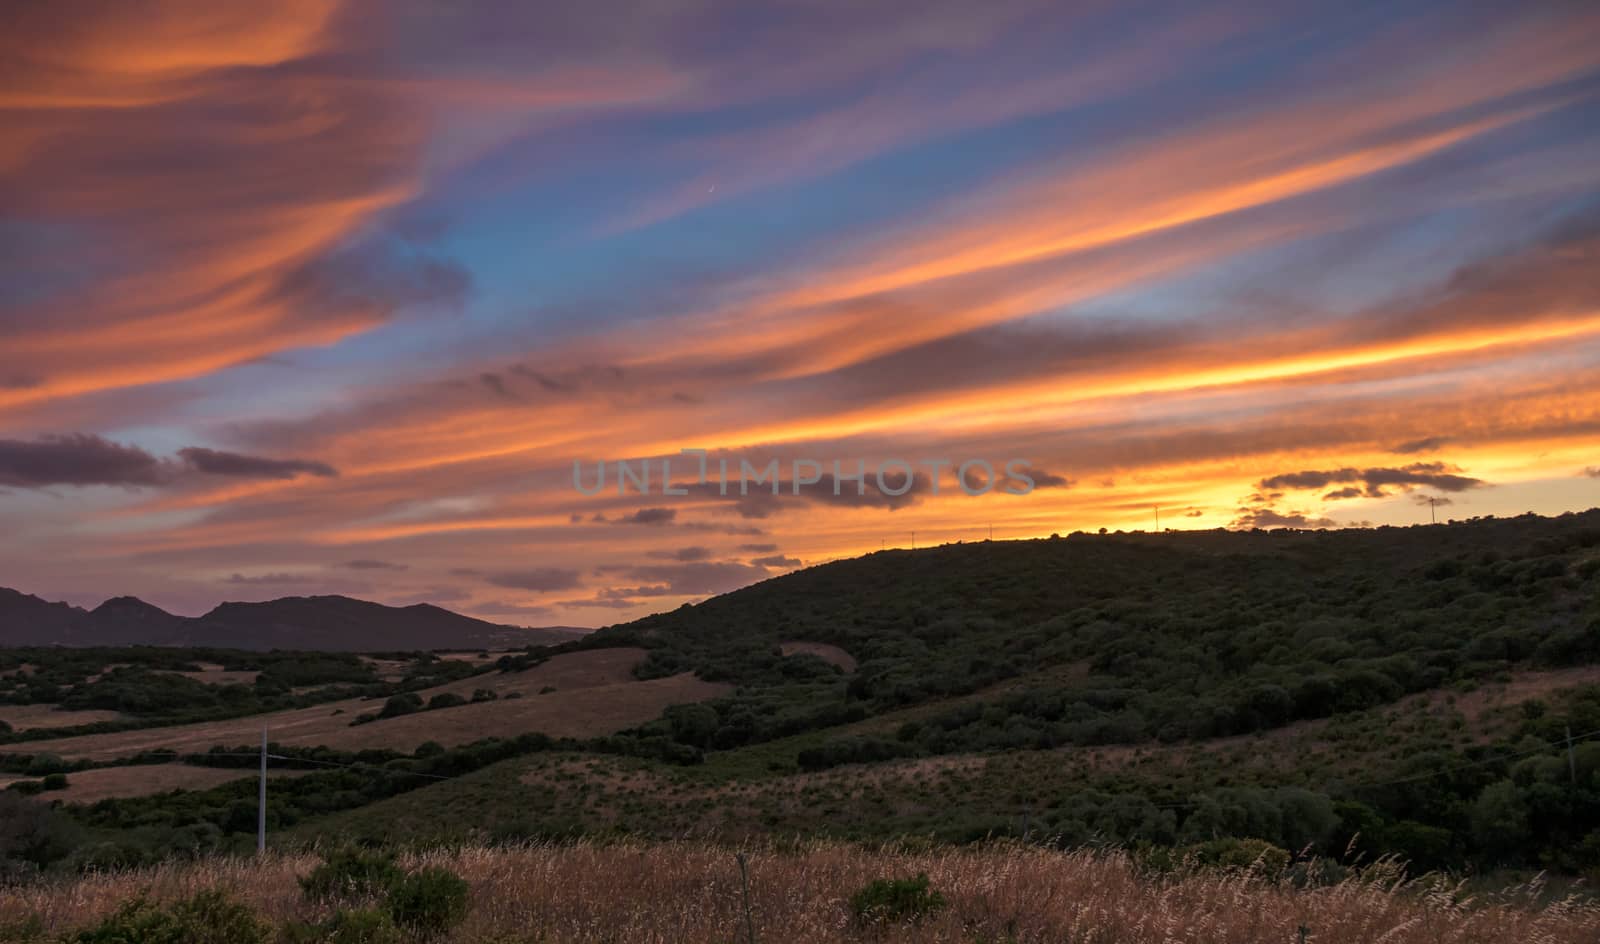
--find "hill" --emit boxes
[4,511,1599,879]
[0,590,586,650]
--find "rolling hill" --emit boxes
[4,510,1599,878]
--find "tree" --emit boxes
[1471,779,1530,865]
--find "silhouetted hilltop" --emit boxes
[0,589,585,651]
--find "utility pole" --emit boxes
[988,522,993,542]
[258,725,267,855]
[1154,506,1160,532]
[1425,496,1441,524]
[911,530,916,550]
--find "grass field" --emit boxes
[0,704,126,731]
[36,763,316,803]
[2,842,1594,943]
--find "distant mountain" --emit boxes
[0,588,587,651]
[0,588,89,646]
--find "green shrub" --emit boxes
[385,866,469,935]
[23,754,69,777]
[70,889,268,944]
[301,908,403,944]
[1180,838,1291,875]
[849,873,945,924]
[426,693,465,711]
[0,915,45,942]
[299,848,404,903]
[378,693,424,720]
[40,774,68,791]
[4,781,43,797]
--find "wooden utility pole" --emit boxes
[1154,506,1160,531]
[257,726,267,855]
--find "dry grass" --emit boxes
[1406,665,1600,722]
[1,842,1593,943]
[162,663,261,686]
[38,763,316,804]
[15,649,726,761]
[0,704,126,731]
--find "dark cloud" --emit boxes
[1258,462,1485,498]
[1231,508,1334,530]
[481,568,583,592]
[479,372,518,400]
[0,434,168,487]
[340,559,409,571]
[1392,437,1449,454]
[738,543,780,553]
[1322,487,1365,500]
[1585,467,1600,478]
[614,507,677,526]
[1029,469,1074,489]
[178,447,337,480]
[1411,493,1454,507]
[752,554,802,568]
[0,434,346,488]
[647,546,713,562]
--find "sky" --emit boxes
[2,0,1599,625]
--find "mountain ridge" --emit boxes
[0,588,587,651]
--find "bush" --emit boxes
[1179,838,1291,875]
[0,915,44,941]
[41,773,68,791]
[22,754,67,777]
[377,694,424,720]
[849,873,945,925]
[70,889,269,944]
[287,908,402,944]
[385,866,469,935]
[331,908,403,944]
[426,693,465,711]
[299,848,404,903]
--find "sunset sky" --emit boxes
[2,0,1599,625]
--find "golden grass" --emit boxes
[0,704,126,731]
[16,649,728,762]
[163,664,261,686]
[1,842,1593,943]
[40,763,315,803]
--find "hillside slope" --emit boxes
[26,511,1600,876]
